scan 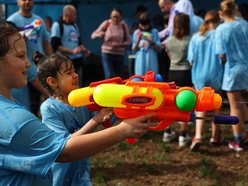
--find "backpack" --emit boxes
[102,20,127,42]
[58,16,77,38]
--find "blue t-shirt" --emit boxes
[189,14,203,36]
[132,28,161,75]
[40,98,93,186]
[188,31,223,91]
[215,19,248,91]
[7,12,50,62]
[0,96,69,186]
[7,12,50,109]
[51,22,83,60]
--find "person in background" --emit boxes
[132,12,161,75]
[158,0,203,39]
[215,0,248,152]
[34,52,113,186]
[51,5,90,87]
[44,16,53,33]
[0,21,155,185]
[174,0,204,36]
[158,0,176,44]
[7,0,51,115]
[152,13,171,81]
[188,10,224,151]
[164,13,192,147]
[91,8,131,79]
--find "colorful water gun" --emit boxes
[69,71,238,129]
[92,81,224,130]
[18,19,43,37]
[68,71,238,144]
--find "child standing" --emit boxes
[188,10,224,151]
[216,0,248,152]
[164,13,192,147]
[34,52,113,186]
[132,12,161,75]
[0,21,154,185]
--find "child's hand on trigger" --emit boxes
[117,114,156,139]
[93,108,113,124]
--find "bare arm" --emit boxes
[71,108,113,137]
[133,32,142,52]
[43,41,53,55]
[56,114,155,162]
[91,30,105,39]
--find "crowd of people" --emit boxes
[0,0,248,185]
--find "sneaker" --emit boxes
[162,131,176,142]
[228,141,243,152]
[178,135,191,147]
[190,138,202,151]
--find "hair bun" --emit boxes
[32,51,44,65]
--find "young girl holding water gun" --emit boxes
[187,10,224,151]
[216,0,248,152]
[0,21,154,185]
[34,51,113,186]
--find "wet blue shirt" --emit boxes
[0,96,69,186]
[40,98,93,186]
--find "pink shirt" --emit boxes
[93,19,131,55]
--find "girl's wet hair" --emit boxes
[33,51,71,94]
[0,21,20,57]
[173,13,190,39]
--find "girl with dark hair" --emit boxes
[34,52,113,186]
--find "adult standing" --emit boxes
[51,5,90,87]
[158,0,203,40]
[7,0,51,115]
[91,8,131,79]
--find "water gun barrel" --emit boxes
[190,113,239,125]
[68,87,95,107]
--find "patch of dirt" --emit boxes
[91,124,248,186]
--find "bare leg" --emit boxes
[227,91,245,135]
[194,111,205,139]
[212,109,221,139]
